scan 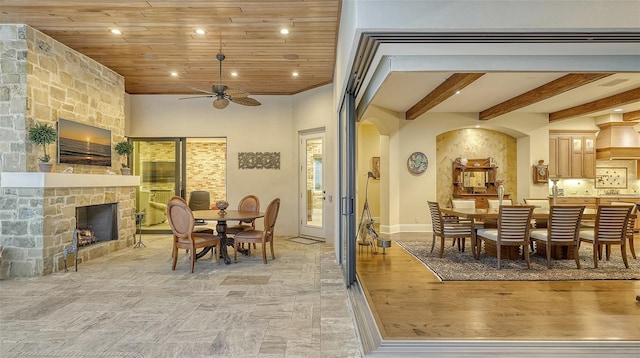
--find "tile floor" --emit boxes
[0,235,362,358]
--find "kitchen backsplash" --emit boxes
[552,159,639,196]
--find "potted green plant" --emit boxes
[114,140,134,175]
[27,122,57,172]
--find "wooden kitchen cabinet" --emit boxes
[549,131,596,179]
[553,197,597,209]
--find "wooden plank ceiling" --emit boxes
[2,1,638,121]
[0,0,341,95]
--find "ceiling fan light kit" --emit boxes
[180,52,261,109]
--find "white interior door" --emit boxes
[299,130,326,240]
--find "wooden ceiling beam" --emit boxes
[623,110,640,121]
[479,73,613,121]
[406,73,485,120]
[549,87,640,122]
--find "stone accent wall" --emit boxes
[24,25,125,174]
[0,25,28,172]
[436,128,518,206]
[0,25,132,277]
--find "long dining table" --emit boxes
[440,206,598,260]
[192,209,264,264]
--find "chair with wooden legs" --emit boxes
[476,205,535,269]
[226,195,260,250]
[234,198,280,264]
[610,202,637,260]
[579,205,632,269]
[167,196,220,273]
[428,201,476,258]
[529,206,585,268]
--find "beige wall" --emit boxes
[128,85,337,239]
[357,123,381,220]
[436,128,518,206]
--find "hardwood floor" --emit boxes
[356,232,640,341]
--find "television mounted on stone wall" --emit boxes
[57,118,112,166]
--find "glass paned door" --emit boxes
[131,139,182,233]
[299,130,326,239]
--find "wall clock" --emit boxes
[407,152,428,174]
[533,160,548,183]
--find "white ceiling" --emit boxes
[371,71,640,118]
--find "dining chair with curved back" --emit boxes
[428,201,476,258]
[610,202,637,260]
[226,195,260,235]
[188,190,215,232]
[529,206,585,268]
[476,205,535,269]
[233,198,280,264]
[167,196,220,273]
[579,205,632,269]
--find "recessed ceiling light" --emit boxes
[475,125,480,128]
[280,28,290,35]
[170,72,178,77]
[230,72,238,77]
[110,29,122,35]
[292,72,299,77]
[455,90,461,95]
[613,108,623,112]
[194,29,207,35]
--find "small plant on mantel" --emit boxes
[27,122,57,172]
[114,140,134,175]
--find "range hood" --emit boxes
[595,122,640,160]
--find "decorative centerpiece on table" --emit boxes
[215,200,229,215]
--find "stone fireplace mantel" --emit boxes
[1,172,140,188]
[0,172,140,277]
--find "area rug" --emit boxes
[285,237,324,245]
[396,241,640,281]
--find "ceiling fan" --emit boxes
[179,52,261,109]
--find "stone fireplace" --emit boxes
[76,202,119,245]
[0,173,139,277]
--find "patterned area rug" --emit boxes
[397,241,640,281]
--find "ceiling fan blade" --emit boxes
[178,95,214,100]
[230,97,261,106]
[224,88,250,98]
[213,98,229,109]
[188,86,214,95]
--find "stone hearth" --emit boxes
[0,173,139,277]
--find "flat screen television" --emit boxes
[57,118,112,166]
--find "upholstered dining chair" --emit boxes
[427,201,476,258]
[167,196,220,273]
[226,195,260,235]
[610,202,637,260]
[476,205,535,269]
[233,198,280,264]
[524,198,551,229]
[488,199,513,208]
[579,205,632,269]
[451,199,476,209]
[529,206,585,268]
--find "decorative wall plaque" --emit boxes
[238,152,280,169]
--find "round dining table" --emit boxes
[192,209,264,264]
